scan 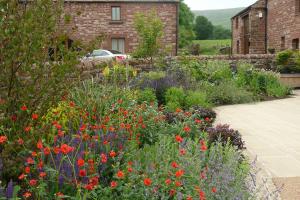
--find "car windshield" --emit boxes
[90,50,109,57]
[109,50,122,54]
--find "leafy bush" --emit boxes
[137,88,157,104]
[205,81,256,105]
[276,50,300,73]
[206,124,245,150]
[164,87,185,108]
[185,91,211,109]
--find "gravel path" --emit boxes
[215,90,300,200]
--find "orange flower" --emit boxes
[179,148,186,156]
[127,167,133,173]
[23,192,31,198]
[77,158,85,167]
[31,113,38,120]
[24,126,31,132]
[43,147,50,155]
[109,150,116,157]
[175,169,184,178]
[26,157,34,165]
[116,170,124,178]
[69,101,75,107]
[101,153,107,163]
[17,138,24,145]
[60,144,73,154]
[211,187,217,193]
[187,196,193,200]
[31,151,37,157]
[110,181,118,188]
[25,166,30,174]
[175,181,182,187]
[37,140,43,149]
[169,189,176,196]
[175,135,183,143]
[39,172,46,178]
[0,136,7,144]
[143,178,152,186]
[18,173,25,180]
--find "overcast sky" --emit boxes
[185,0,257,10]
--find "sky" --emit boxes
[185,0,257,10]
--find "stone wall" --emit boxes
[61,1,178,55]
[267,0,300,52]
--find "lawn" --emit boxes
[193,39,231,55]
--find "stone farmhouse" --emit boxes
[231,0,300,54]
[59,0,179,55]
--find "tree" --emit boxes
[132,10,163,62]
[194,16,213,40]
[179,0,195,48]
[212,25,231,39]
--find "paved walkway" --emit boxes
[215,90,300,199]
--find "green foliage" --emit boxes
[132,10,163,60]
[185,91,211,109]
[194,16,214,40]
[137,88,157,104]
[275,50,300,73]
[179,0,195,47]
[192,39,231,55]
[276,50,294,65]
[164,87,185,109]
[212,25,231,39]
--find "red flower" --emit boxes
[165,179,171,185]
[205,117,210,122]
[201,144,207,152]
[175,135,183,143]
[187,196,193,200]
[43,147,51,155]
[109,150,116,157]
[175,181,182,187]
[24,126,31,132]
[195,119,202,124]
[39,172,46,178]
[69,101,75,107]
[175,108,182,113]
[26,157,34,165]
[29,179,37,186]
[84,184,93,191]
[31,113,38,120]
[183,126,191,133]
[211,187,217,193]
[175,169,184,178]
[37,140,43,149]
[18,173,25,180]
[179,148,186,156]
[56,192,64,197]
[100,153,107,163]
[127,167,133,173]
[77,158,85,167]
[17,138,24,145]
[116,170,124,178]
[53,147,60,154]
[25,166,30,174]
[21,105,27,111]
[171,161,179,168]
[23,192,31,198]
[144,178,152,186]
[0,136,7,144]
[79,169,86,177]
[60,144,73,154]
[110,181,118,188]
[11,115,17,122]
[169,189,176,196]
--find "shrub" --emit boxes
[276,50,300,73]
[185,91,211,109]
[206,124,245,150]
[205,81,256,105]
[137,88,157,104]
[276,50,294,65]
[164,87,185,108]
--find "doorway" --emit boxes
[243,15,250,54]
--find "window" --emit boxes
[292,38,299,50]
[296,0,300,14]
[281,36,285,50]
[237,40,240,54]
[111,7,121,21]
[112,38,125,53]
[91,50,109,57]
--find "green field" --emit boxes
[193,39,231,55]
[193,7,244,30]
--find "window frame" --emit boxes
[292,38,299,50]
[111,38,125,53]
[111,6,121,21]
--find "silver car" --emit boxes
[83,49,129,62]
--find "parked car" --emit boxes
[82,49,129,62]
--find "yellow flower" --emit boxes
[133,70,137,77]
[103,66,110,77]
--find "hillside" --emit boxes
[193,7,245,30]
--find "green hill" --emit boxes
[193,7,245,30]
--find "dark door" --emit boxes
[243,15,250,54]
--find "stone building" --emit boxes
[231,0,300,54]
[60,0,179,55]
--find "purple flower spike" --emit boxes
[6,179,13,198]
